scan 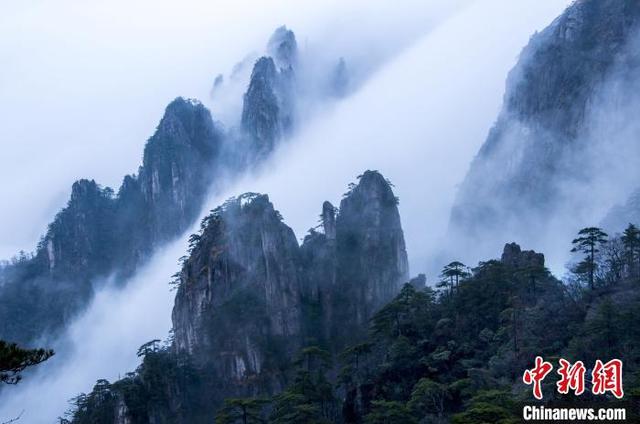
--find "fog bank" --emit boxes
[0,0,464,258]
[211,0,572,278]
[0,237,184,422]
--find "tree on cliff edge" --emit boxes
[0,339,53,385]
[622,223,640,278]
[438,261,470,294]
[571,227,608,290]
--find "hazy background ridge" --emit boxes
[0,0,465,258]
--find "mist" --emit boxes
[445,18,640,276]
[0,0,464,259]
[210,0,572,277]
[0,237,184,422]
[0,0,574,422]
[548,30,640,272]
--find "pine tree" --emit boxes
[622,223,640,279]
[439,261,470,294]
[270,346,336,424]
[215,398,267,424]
[571,227,608,289]
[0,339,53,384]
[407,378,450,420]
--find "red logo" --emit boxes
[556,359,586,396]
[523,356,553,400]
[523,357,623,400]
[592,359,623,399]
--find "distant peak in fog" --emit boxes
[449,0,640,271]
[267,25,298,70]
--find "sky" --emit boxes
[0,0,465,259]
[0,0,573,422]
[211,0,574,275]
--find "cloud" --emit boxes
[0,0,463,258]
[0,238,182,423]
[211,0,572,276]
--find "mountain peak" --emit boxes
[163,97,207,121]
[241,57,282,158]
[139,97,222,239]
[449,0,640,256]
[173,190,300,362]
[267,25,297,69]
[216,192,275,217]
[501,242,545,269]
[335,170,408,330]
[250,57,278,83]
[358,169,389,186]
[343,170,397,209]
[156,97,216,147]
[70,179,102,201]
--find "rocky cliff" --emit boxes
[240,57,286,160]
[172,193,303,395]
[0,25,354,347]
[0,98,224,345]
[330,171,408,343]
[267,26,297,71]
[500,242,545,270]
[299,171,409,347]
[601,187,640,233]
[76,171,409,422]
[172,170,407,386]
[450,0,640,256]
[138,98,222,242]
[43,179,117,278]
[240,49,296,162]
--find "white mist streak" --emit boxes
[210,0,573,277]
[0,239,184,423]
[0,0,463,258]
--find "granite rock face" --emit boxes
[299,171,409,346]
[44,179,116,278]
[138,98,222,243]
[170,170,408,399]
[500,242,545,270]
[333,171,409,333]
[240,57,286,160]
[240,28,298,163]
[450,0,640,254]
[0,25,344,347]
[69,171,410,423]
[0,97,224,344]
[172,194,303,391]
[267,26,298,70]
